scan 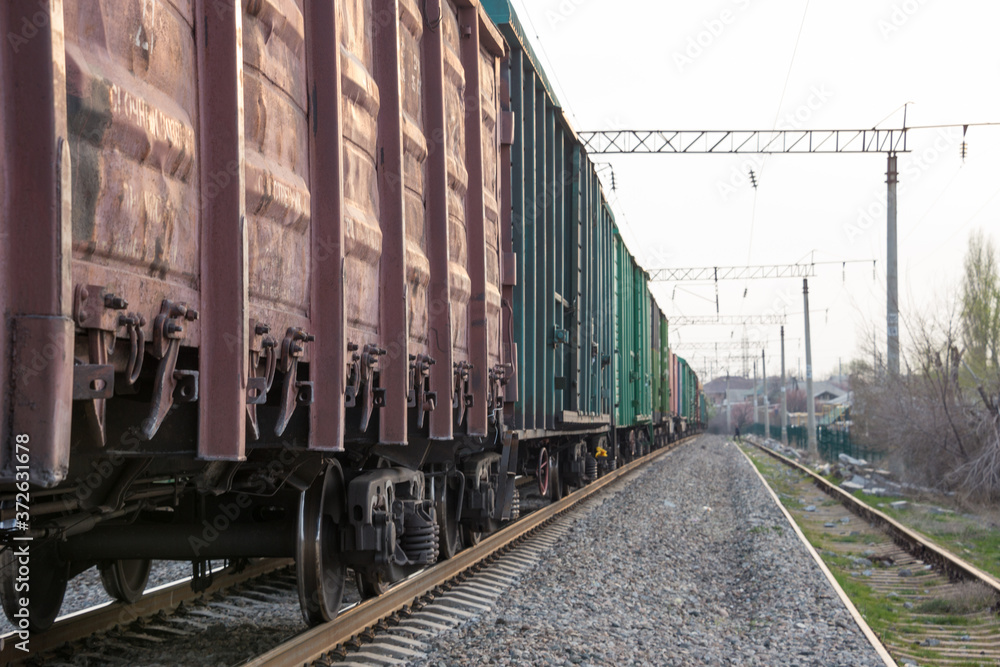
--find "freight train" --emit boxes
[0,0,704,631]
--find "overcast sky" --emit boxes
[506,0,1000,383]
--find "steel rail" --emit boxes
[0,558,292,662]
[752,441,1000,596]
[245,436,699,667]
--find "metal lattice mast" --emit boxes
[582,127,911,376]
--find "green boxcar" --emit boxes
[613,231,651,430]
[650,299,671,444]
[485,0,615,435]
[676,355,696,422]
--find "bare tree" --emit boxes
[851,230,1000,502]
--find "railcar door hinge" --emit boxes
[274,327,315,437]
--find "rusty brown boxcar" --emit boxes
[0,0,704,638]
[0,0,514,630]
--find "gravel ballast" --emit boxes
[417,435,885,666]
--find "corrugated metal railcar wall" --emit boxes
[488,0,621,436]
[564,153,614,422]
[0,0,507,485]
[651,300,661,422]
[660,316,670,416]
[612,231,651,429]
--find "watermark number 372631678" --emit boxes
[8,434,34,652]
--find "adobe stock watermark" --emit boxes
[842,126,961,243]
[673,0,755,73]
[5,0,50,54]
[716,84,835,201]
[877,0,930,40]
[545,0,588,28]
[745,286,799,342]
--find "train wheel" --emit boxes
[536,447,550,497]
[99,558,152,603]
[437,473,464,560]
[297,461,347,625]
[549,454,563,501]
[355,570,391,598]
[462,526,482,547]
[1,540,69,632]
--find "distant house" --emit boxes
[810,381,847,403]
[703,376,754,406]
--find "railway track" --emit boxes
[747,438,1000,666]
[242,436,699,667]
[0,558,293,665]
[1,437,697,666]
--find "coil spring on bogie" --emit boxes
[510,487,520,520]
[585,455,598,480]
[401,511,440,565]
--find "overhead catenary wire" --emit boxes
[508,0,580,127]
[740,0,811,314]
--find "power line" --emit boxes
[671,315,787,326]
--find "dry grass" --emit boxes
[916,581,999,615]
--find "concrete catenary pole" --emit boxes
[753,359,759,424]
[887,154,899,376]
[763,349,769,438]
[780,325,788,445]
[803,279,817,455]
[725,372,731,435]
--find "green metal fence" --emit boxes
[746,423,882,461]
[817,426,884,463]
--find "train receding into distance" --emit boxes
[0,0,705,630]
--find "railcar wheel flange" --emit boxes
[549,454,563,501]
[99,558,152,603]
[297,461,347,625]
[1,540,69,632]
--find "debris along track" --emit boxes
[747,439,1000,666]
[243,436,700,667]
[0,559,299,665]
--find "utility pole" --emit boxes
[887,154,900,376]
[803,279,817,455]
[753,359,759,424]
[780,325,788,445]
[725,372,731,435]
[763,349,769,438]
[580,125,928,383]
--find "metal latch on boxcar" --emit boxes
[453,361,474,427]
[246,320,278,440]
[488,364,510,413]
[551,326,570,347]
[274,327,315,437]
[407,354,437,429]
[346,342,386,432]
[142,299,199,441]
[73,284,142,446]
